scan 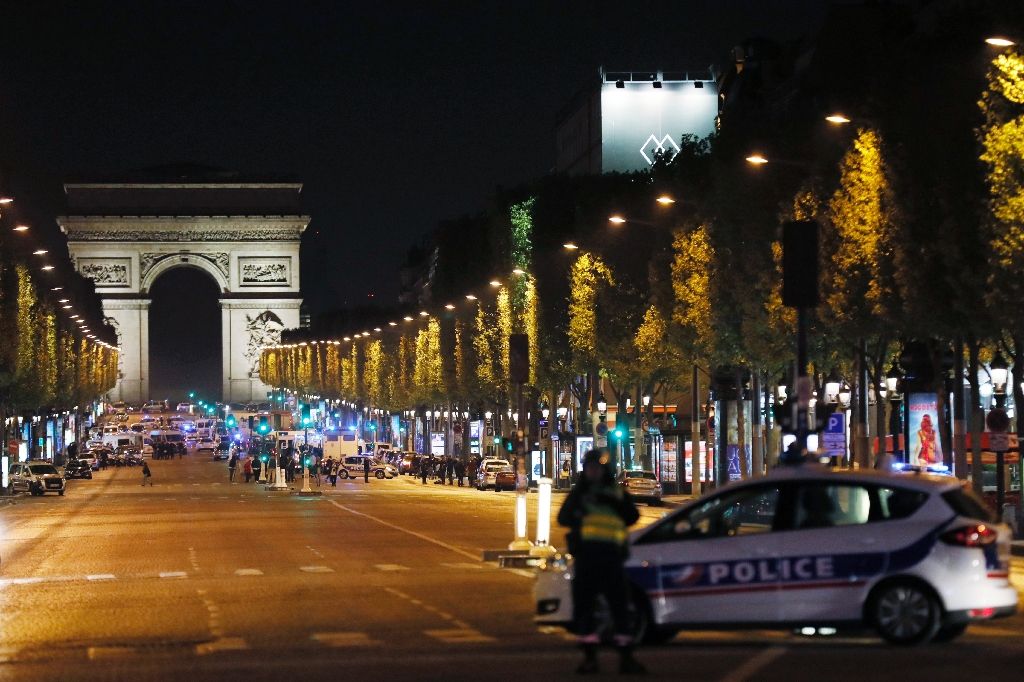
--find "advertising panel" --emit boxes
[660,438,678,482]
[430,432,445,456]
[600,80,718,173]
[683,439,711,482]
[907,393,942,465]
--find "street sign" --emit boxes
[540,427,549,440]
[595,422,608,437]
[551,434,559,442]
[821,412,845,458]
[7,439,19,456]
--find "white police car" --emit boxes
[535,465,1017,645]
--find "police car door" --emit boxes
[771,480,888,623]
[632,482,785,625]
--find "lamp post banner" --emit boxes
[907,393,942,466]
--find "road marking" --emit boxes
[374,564,410,571]
[196,637,248,655]
[234,568,264,576]
[312,632,380,647]
[299,565,334,573]
[86,574,116,581]
[719,646,788,682]
[88,646,137,660]
[327,499,478,561]
[424,628,495,643]
[159,571,188,579]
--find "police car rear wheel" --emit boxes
[871,582,941,645]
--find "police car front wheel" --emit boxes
[870,581,941,645]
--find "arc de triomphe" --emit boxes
[60,179,308,404]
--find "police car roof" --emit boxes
[755,463,961,493]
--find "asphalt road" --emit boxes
[0,453,1021,681]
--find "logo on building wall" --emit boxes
[639,133,680,165]
[244,310,285,377]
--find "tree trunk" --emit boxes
[968,339,984,495]
[1014,334,1024,438]
[751,370,763,477]
[953,337,968,481]
[735,368,748,478]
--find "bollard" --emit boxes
[530,477,557,557]
[508,489,533,551]
[268,466,288,490]
[300,464,312,493]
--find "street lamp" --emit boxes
[776,374,788,400]
[824,371,842,405]
[745,154,769,165]
[608,215,626,225]
[825,113,851,124]
[597,393,607,414]
[541,405,550,420]
[990,351,1009,391]
[838,382,852,410]
[986,36,1016,47]
[655,195,676,205]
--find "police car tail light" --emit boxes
[940,524,997,547]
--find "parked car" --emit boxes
[213,441,231,461]
[400,452,419,475]
[476,458,512,490]
[176,402,191,412]
[9,461,66,495]
[198,439,219,459]
[338,455,398,479]
[618,469,663,505]
[493,468,517,491]
[77,450,99,471]
[63,458,93,480]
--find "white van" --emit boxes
[323,431,360,460]
[102,432,143,450]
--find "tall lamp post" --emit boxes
[989,351,1010,512]
[885,364,902,469]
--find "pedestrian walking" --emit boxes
[311,457,321,486]
[252,456,262,483]
[420,456,429,485]
[363,455,370,483]
[228,452,238,482]
[329,458,339,487]
[455,459,465,487]
[557,448,643,675]
[141,460,153,487]
[243,457,253,483]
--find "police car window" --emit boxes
[876,487,928,520]
[793,484,871,529]
[639,486,780,543]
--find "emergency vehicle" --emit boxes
[534,465,1017,645]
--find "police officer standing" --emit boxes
[557,448,643,675]
[363,455,371,483]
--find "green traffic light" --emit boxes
[493,437,501,444]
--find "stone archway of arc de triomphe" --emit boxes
[60,190,308,405]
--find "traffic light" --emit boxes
[368,423,376,431]
[258,415,270,435]
[301,404,311,426]
[247,416,255,431]
[188,392,195,399]
[501,437,514,453]
[612,428,623,439]
[226,415,236,428]
[493,436,501,445]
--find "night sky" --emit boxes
[0,1,828,399]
